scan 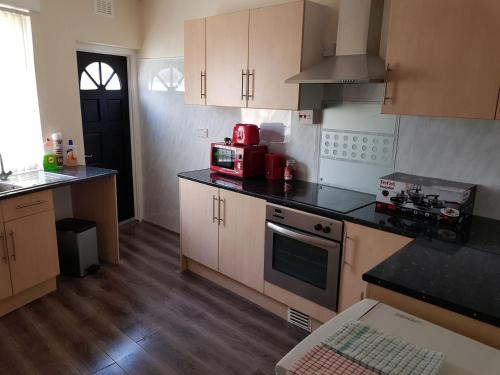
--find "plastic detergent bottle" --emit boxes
[51,132,64,169]
[43,138,58,171]
[66,139,78,166]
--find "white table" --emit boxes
[276,299,500,375]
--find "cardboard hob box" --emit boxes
[376,173,476,222]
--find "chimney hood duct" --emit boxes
[286,0,386,84]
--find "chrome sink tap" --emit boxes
[0,154,12,181]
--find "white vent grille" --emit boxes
[95,0,114,17]
[287,308,312,332]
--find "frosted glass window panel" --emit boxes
[100,62,114,85]
[150,76,167,91]
[0,9,43,172]
[105,73,121,90]
[80,71,98,90]
[86,62,101,84]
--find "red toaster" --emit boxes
[232,124,260,146]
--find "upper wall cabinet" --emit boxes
[382,0,500,120]
[184,18,206,105]
[206,10,250,108]
[247,2,304,110]
[184,1,327,110]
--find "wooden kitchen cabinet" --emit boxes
[0,190,59,301]
[218,189,266,292]
[247,1,303,110]
[184,18,206,105]
[185,1,327,109]
[205,10,249,108]
[382,0,500,119]
[179,179,219,271]
[179,179,267,291]
[5,210,59,295]
[338,222,412,312]
[0,209,12,301]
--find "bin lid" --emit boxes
[56,218,96,233]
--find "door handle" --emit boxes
[0,232,7,264]
[218,197,225,226]
[241,69,248,101]
[267,222,336,249]
[382,63,393,105]
[8,230,16,261]
[212,195,219,224]
[200,71,206,99]
[247,69,255,101]
[85,154,93,158]
[15,200,45,210]
[343,234,354,266]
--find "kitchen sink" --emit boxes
[0,183,22,193]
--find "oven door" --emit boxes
[265,221,341,311]
[211,146,236,170]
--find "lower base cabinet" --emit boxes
[6,210,59,295]
[179,179,266,292]
[218,189,266,292]
[0,190,59,302]
[338,222,412,312]
[179,179,219,271]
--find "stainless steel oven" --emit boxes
[264,204,343,311]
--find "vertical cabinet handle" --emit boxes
[343,234,354,266]
[241,69,248,101]
[247,69,255,100]
[218,197,225,226]
[382,64,393,105]
[8,230,16,261]
[212,195,219,224]
[0,232,7,263]
[200,71,206,99]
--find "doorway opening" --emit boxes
[77,51,135,222]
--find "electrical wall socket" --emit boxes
[298,110,321,125]
[196,128,208,138]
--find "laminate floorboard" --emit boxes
[0,221,308,374]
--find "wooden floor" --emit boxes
[0,221,307,375]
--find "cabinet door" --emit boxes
[6,210,59,295]
[338,222,412,312]
[383,0,500,119]
[179,179,219,271]
[184,18,206,105]
[218,190,266,292]
[206,10,249,107]
[248,1,303,110]
[0,211,13,301]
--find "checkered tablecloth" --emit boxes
[288,321,444,375]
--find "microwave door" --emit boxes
[212,147,235,169]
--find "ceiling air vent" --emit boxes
[287,308,312,332]
[95,0,114,17]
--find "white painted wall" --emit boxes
[30,0,141,160]
[139,0,339,58]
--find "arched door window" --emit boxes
[80,62,121,91]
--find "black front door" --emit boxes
[77,51,134,222]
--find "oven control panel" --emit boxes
[266,203,343,242]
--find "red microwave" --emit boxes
[210,142,267,178]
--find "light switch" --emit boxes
[298,110,321,125]
[196,128,208,138]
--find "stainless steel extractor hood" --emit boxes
[286,0,386,84]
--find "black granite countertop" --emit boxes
[178,169,500,328]
[0,166,117,200]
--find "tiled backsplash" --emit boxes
[138,59,500,231]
